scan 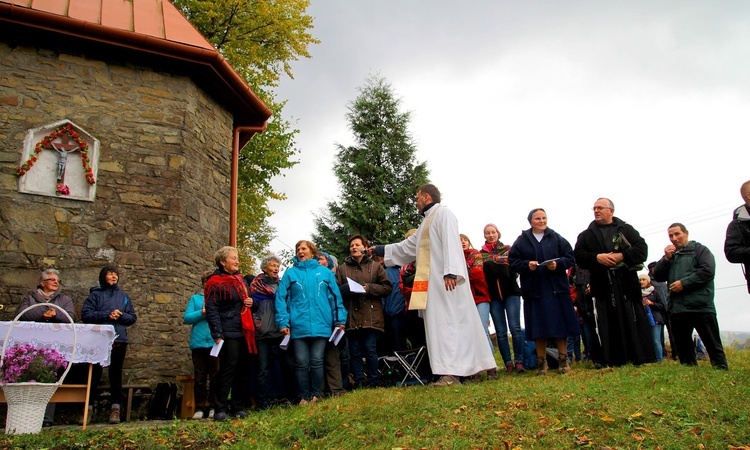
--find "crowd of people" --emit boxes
[179,182,747,417]
[14,180,749,423]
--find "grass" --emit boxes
[2,349,750,449]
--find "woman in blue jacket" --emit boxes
[183,271,219,419]
[82,265,137,424]
[275,240,346,404]
[509,209,580,375]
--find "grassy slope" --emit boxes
[2,350,749,449]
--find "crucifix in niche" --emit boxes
[16,120,99,201]
[49,133,81,184]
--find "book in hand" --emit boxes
[279,334,290,350]
[329,327,345,346]
[539,258,559,266]
[210,339,224,357]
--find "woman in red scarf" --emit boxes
[204,246,255,421]
[481,223,524,374]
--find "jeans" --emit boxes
[652,324,664,362]
[293,337,327,400]
[348,329,380,386]
[384,312,407,353]
[475,302,494,353]
[567,334,582,362]
[489,296,523,364]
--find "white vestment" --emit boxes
[385,204,496,376]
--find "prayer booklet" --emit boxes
[210,339,224,357]
[347,277,366,294]
[279,334,290,350]
[329,327,345,346]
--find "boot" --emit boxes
[536,355,548,375]
[559,353,571,374]
[109,405,121,424]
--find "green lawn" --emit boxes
[2,350,749,449]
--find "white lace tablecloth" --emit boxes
[0,322,116,366]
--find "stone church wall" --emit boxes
[0,41,235,383]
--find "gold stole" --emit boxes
[409,205,440,310]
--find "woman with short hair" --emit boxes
[275,240,347,404]
[17,268,77,427]
[204,246,254,421]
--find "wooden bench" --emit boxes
[176,375,195,419]
[99,384,152,422]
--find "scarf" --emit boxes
[479,241,510,264]
[37,288,56,301]
[205,272,257,354]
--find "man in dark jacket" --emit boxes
[724,180,750,293]
[654,223,728,369]
[574,198,656,367]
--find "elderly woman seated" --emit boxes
[16,268,77,427]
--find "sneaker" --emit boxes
[234,410,249,418]
[213,411,228,422]
[299,398,309,406]
[191,410,204,420]
[310,396,319,403]
[514,362,526,374]
[505,362,514,374]
[208,409,215,419]
[430,375,461,387]
[109,405,121,424]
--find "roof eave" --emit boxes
[0,3,272,128]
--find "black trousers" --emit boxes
[670,312,728,369]
[91,342,127,406]
[215,337,249,413]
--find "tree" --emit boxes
[172,0,319,270]
[313,75,429,258]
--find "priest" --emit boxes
[370,184,497,386]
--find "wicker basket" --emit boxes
[1,303,76,434]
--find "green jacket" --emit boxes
[653,241,716,315]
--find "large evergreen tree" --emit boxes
[173,0,319,268]
[313,76,429,258]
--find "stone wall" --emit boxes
[0,41,236,384]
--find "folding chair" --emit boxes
[378,355,401,386]
[393,346,427,386]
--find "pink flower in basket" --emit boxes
[0,344,68,384]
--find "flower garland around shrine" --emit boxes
[16,124,96,188]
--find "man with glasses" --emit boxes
[17,268,77,427]
[574,198,656,367]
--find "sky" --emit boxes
[267,1,750,331]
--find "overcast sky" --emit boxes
[268,1,750,331]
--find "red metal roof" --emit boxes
[0,0,272,126]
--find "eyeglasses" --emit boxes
[42,278,60,283]
[592,206,613,211]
